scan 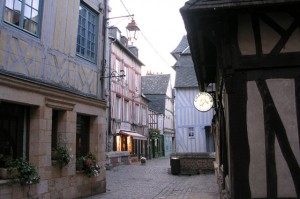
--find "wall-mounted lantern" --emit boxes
[126,19,140,44]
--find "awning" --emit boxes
[119,131,147,140]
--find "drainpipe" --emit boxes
[107,36,117,152]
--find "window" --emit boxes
[4,0,42,36]
[115,96,121,120]
[188,127,194,137]
[124,100,129,122]
[134,104,140,124]
[0,102,29,167]
[51,110,59,152]
[142,107,147,125]
[115,59,122,82]
[51,110,65,160]
[124,66,129,86]
[135,73,139,94]
[76,3,98,63]
[76,114,90,158]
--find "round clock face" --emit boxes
[194,92,214,112]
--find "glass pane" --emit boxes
[5,0,14,9]
[24,5,31,18]
[32,0,39,10]
[88,12,92,21]
[81,27,85,36]
[77,36,80,45]
[13,11,20,26]
[25,0,32,6]
[4,8,14,22]
[23,18,30,31]
[30,21,37,34]
[14,0,22,13]
[31,9,38,22]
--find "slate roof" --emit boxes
[141,74,170,95]
[171,35,189,60]
[145,95,166,114]
[181,0,299,11]
[141,74,171,113]
[172,36,198,88]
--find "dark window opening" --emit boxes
[76,114,90,158]
[0,102,29,167]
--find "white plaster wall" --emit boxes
[247,79,299,198]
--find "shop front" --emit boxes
[114,130,147,163]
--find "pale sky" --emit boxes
[108,0,187,86]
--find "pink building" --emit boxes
[105,27,148,167]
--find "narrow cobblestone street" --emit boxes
[86,157,220,199]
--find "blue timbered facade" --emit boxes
[172,36,214,153]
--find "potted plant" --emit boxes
[53,146,71,169]
[76,153,100,177]
[7,158,40,185]
[0,154,14,179]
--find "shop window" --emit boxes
[76,114,90,158]
[0,102,29,167]
[76,2,98,63]
[3,0,42,36]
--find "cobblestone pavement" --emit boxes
[86,157,220,199]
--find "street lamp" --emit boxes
[126,19,140,45]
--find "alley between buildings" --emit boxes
[85,157,219,199]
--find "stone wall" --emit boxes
[105,151,130,170]
[170,152,215,175]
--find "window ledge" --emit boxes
[0,179,11,185]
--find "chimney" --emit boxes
[121,36,128,47]
[128,46,138,57]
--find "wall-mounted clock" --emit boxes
[194,92,213,112]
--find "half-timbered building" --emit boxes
[181,0,300,198]
[0,0,108,198]
[107,27,148,164]
[142,74,175,157]
[172,35,215,153]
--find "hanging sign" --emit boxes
[194,92,213,112]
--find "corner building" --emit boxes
[0,0,108,198]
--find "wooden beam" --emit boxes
[251,14,263,56]
[225,72,251,199]
[270,20,298,55]
[239,52,300,69]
